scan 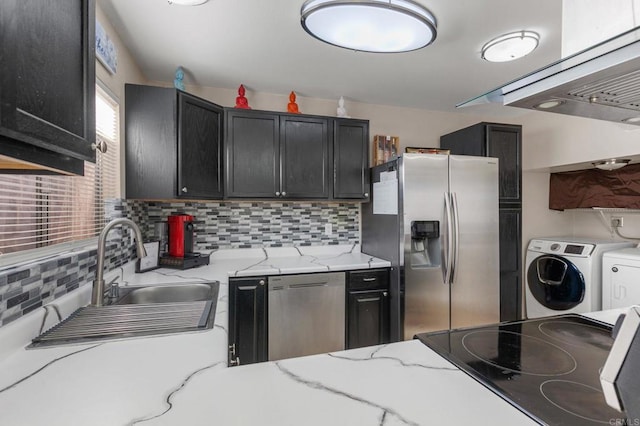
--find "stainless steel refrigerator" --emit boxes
[362,153,500,341]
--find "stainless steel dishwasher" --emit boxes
[268,272,345,361]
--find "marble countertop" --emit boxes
[0,245,625,425]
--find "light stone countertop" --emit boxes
[0,245,622,426]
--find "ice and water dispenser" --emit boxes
[410,220,441,268]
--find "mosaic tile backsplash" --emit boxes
[135,200,360,251]
[0,199,360,327]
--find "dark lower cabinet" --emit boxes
[0,0,96,175]
[346,269,390,349]
[228,277,267,367]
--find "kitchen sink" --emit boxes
[114,283,216,305]
[29,281,219,349]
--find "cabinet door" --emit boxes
[280,116,329,198]
[125,84,178,199]
[0,0,95,165]
[225,110,280,198]
[347,290,390,349]
[334,119,369,200]
[499,208,522,321]
[486,124,521,204]
[228,277,267,366]
[178,92,223,199]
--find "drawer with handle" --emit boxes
[347,269,389,291]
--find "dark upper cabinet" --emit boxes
[125,84,223,200]
[280,115,330,198]
[346,269,390,349]
[225,110,279,198]
[440,122,522,205]
[225,109,330,199]
[225,109,369,201]
[334,119,370,200]
[228,277,267,367]
[0,0,95,175]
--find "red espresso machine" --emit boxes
[160,214,210,269]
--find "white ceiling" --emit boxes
[99,0,563,113]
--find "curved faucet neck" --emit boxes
[92,218,146,307]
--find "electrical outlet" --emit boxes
[324,223,332,236]
[612,216,624,228]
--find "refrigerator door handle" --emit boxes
[443,192,454,285]
[450,192,460,285]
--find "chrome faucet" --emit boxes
[92,218,147,307]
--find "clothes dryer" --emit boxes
[602,247,640,310]
[525,238,634,318]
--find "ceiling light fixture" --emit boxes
[167,0,208,5]
[481,31,539,62]
[300,0,437,53]
[622,116,640,123]
[593,159,631,171]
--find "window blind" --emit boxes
[0,85,120,256]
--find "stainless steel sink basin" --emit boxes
[29,281,219,348]
[114,283,215,305]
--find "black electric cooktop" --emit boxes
[416,315,623,425]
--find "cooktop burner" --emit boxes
[416,315,620,425]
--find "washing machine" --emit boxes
[602,247,640,310]
[525,238,635,318]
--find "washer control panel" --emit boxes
[528,239,594,257]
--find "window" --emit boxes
[0,85,120,256]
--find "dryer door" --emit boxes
[527,255,585,310]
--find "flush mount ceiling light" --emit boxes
[481,31,539,62]
[167,0,208,5]
[622,116,640,124]
[300,0,437,53]
[593,159,631,171]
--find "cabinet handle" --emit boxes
[92,140,108,154]
[275,191,280,196]
[182,187,188,193]
[612,267,619,272]
[281,191,287,196]
[364,192,369,197]
[259,279,265,286]
[363,277,377,282]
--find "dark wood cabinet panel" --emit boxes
[228,277,267,366]
[125,84,223,200]
[225,110,280,198]
[280,116,329,198]
[178,92,223,199]
[347,291,390,349]
[499,208,522,321]
[334,119,370,200]
[0,0,95,174]
[486,125,522,204]
[440,122,521,205]
[346,268,390,349]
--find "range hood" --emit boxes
[458,26,640,125]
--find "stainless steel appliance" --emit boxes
[417,314,620,425]
[362,153,499,340]
[268,272,345,361]
[459,26,640,126]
